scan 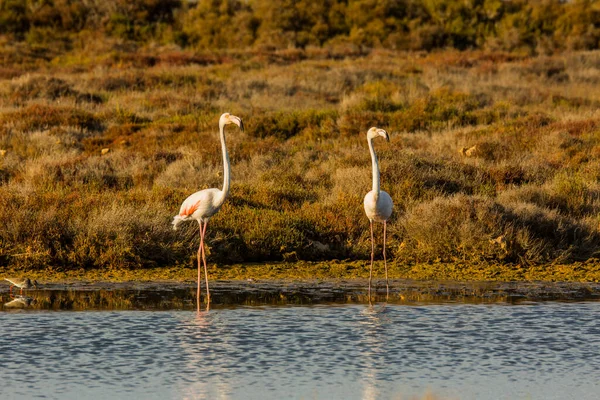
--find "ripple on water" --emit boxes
[1,303,600,399]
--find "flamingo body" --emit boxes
[173,188,225,228]
[364,190,393,223]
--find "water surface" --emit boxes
[1,302,599,399]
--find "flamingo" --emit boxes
[363,127,393,302]
[172,113,244,311]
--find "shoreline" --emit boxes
[2,261,600,309]
[2,259,600,284]
[1,277,600,310]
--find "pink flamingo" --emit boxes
[363,127,393,302]
[172,113,244,311]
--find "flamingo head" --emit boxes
[367,127,389,142]
[219,113,244,132]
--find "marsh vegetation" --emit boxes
[1,1,600,280]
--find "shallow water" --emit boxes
[2,279,599,311]
[1,302,599,399]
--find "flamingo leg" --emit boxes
[200,220,210,305]
[383,221,389,301]
[369,220,374,304]
[197,220,204,312]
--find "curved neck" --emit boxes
[219,122,231,199]
[368,137,380,195]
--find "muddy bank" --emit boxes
[1,279,600,311]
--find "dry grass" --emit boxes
[1,47,600,280]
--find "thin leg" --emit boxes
[369,220,374,304]
[201,220,210,305]
[383,221,389,301]
[197,220,204,313]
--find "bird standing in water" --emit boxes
[4,277,38,297]
[363,127,393,303]
[172,113,244,311]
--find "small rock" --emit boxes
[101,148,110,155]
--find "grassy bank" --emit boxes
[2,260,600,283]
[2,45,600,277]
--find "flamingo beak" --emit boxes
[231,116,244,132]
[378,129,389,142]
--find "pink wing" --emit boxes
[178,192,203,217]
[177,189,221,219]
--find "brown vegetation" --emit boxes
[1,44,600,279]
